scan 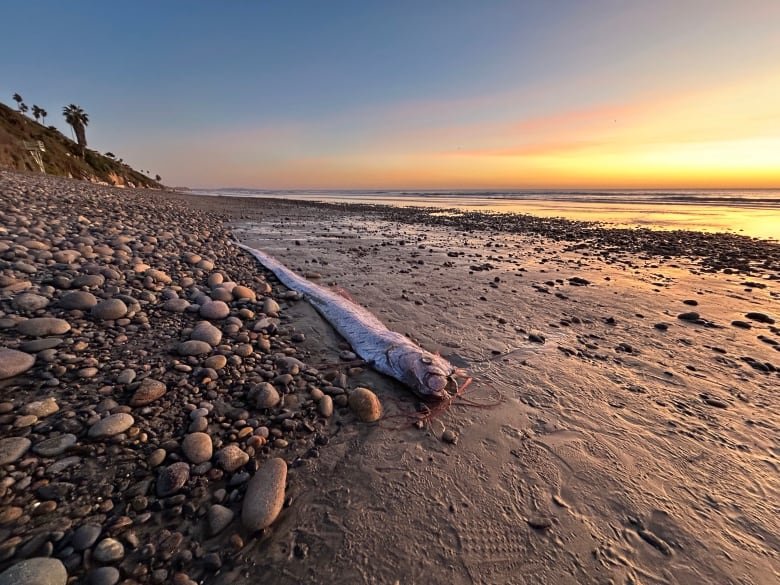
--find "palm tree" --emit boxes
[40,108,47,125]
[32,105,43,123]
[62,104,89,153]
[19,103,28,115]
[12,93,23,110]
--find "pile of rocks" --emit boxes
[0,171,381,584]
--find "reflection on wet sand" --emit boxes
[201,189,780,241]
[319,197,780,241]
[215,195,779,585]
[474,201,779,240]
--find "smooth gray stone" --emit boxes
[0,436,32,465]
[59,290,98,310]
[17,318,70,337]
[0,348,35,379]
[87,413,134,438]
[0,557,67,585]
[241,457,287,531]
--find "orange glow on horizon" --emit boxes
[166,71,780,190]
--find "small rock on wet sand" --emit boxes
[318,395,334,417]
[208,504,234,535]
[745,312,775,324]
[241,457,287,532]
[677,312,700,322]
[254,383,280,409]
[348,387,382,422]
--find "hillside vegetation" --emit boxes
[0,102,162,188]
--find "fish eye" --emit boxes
[420,356,432,365]
[425,373,447,392]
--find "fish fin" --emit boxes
[331,286,355,302]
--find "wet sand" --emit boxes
[2,172,776,585]
[191,196,779,584]
[193,189,780,240]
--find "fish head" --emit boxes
[403,351,460,400]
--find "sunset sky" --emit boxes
[2,1,779,189]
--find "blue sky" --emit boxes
[2,1,779,188]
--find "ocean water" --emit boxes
[194,188,780,240]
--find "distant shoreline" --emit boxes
[190,188,780,241]
[181,191,780,259]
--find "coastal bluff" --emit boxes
[0,102,161,189]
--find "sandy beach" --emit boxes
[1,171,778,585]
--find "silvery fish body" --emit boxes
[236,242,458,399]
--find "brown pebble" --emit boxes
[348,387,382,422]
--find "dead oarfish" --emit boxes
[236,241,466,400]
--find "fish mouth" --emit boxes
[444,375,460,396]
[419,373,460,401]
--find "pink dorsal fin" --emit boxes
[331,286,355,302]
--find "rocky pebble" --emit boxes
[163,298,190,312]
[254,382,281,409]
[242,457,287,531]
[178,339,212,356]
[17,317,70,336]
[13,292,49,311]
[348,387,383,422]
[0,557,67,585]
[87,413,134,438]
[182,432,213,464]
[86,566,120,585]
[318,394,334,417]
[91,298,128,320]
[0,171,359,584]
[92,538,124,563]
[0,348,35,379]
[215,444,250,472]
[59,290,97,310]
[745,311,775,324]
[71,524,102,550]
[204,354,227,369]
[208,504,235,535]
[191,320,222,345]
[33,433,77,457]
[129,378,167,406]
[22,397,59,417]
[157,462,190,496]
[199,300,230,320]
[0,436,31,465]
[232,285,256,300]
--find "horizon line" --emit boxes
[190,185,780,192]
